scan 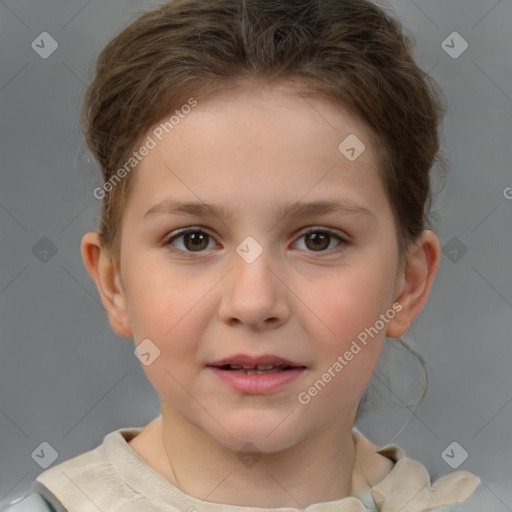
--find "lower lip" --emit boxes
[207,367,306,394]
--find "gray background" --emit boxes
[1,0,511,508]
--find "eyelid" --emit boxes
[163,226,217,245]
[298,226,350,242]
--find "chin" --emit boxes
[205,414,307,454]
[220,432,301,455]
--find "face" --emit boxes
[111,81,404,453]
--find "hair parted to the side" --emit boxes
[81,0,448,414]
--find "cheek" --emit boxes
[298,286,389,417]
[125,258,213,340]
[129,289,208,405]
[305,263,394,342]
[299,262,393,395]
[126,273,220,391]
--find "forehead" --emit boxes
[123,81,389,223]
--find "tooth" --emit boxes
[256,364,275,370]
[248,367,284,374]
[242,365,254,369]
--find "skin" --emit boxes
[81,79,440,508]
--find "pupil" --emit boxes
[306,232,328,251]
[185,232,208,251]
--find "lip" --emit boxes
[208,353,304,368]
[207,366,307,394]
[207,354,308,394]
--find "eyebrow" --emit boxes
[143,198,375,223]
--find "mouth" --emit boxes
[212,363,301,374]
[207,354,307,373]
[206,354,307,394]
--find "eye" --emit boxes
[163,228,217,254]
[162,227,349,257]
[293,228,349,256]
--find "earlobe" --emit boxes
[80,231,133,338]
[386,230,441,338]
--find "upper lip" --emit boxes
[208,354,305,368]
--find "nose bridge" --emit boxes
[219,235,288,327]
[232,235,278,300]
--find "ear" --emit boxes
[81,231,133,338]
[386,230,441,338]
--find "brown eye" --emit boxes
[294,228,349,256]
[164,229,215,253]
[163,227,349,257]
[304,232,330,251]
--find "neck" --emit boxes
[156,402,358,509]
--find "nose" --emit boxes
[218,245,290,330]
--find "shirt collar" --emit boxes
[106,426,479,512]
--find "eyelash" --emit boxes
[161,227,350,258]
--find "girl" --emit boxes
[3,0,508,510]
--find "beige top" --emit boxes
[32,426,483,512]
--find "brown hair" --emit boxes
[81,0,447,273]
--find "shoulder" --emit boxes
[0,472,74,512]
[371,444,511,511]
[444,480,512,512]
[0,429,138,512]
[25,428,149,511]
[0,492,58,512]
[0,436,113,512]
[32,440,117,510]
[371,442,483,511]
[352,429,496,511]
[34,439,108,488]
